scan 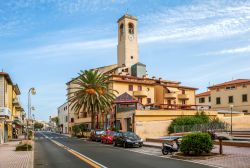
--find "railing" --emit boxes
[0,107,11,118]
[172,122,230,134]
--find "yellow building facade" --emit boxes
[207,79,250,113]
[66,14,198,136]
[0,72,24,144]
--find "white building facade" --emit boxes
[58,102,69,134]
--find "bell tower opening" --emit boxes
[119,23,124,41]
[117,14,139,71]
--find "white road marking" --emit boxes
[38,132,107,168]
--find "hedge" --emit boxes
[16,144,32,151]
[168,111,209,133]
[180,132,213,155]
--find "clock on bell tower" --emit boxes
[117,14,139,69]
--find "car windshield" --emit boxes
[96,131,104,135]
[107,132,115,136]
[123,132,139,139]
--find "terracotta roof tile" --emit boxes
[196,91,210,97]
[208,79,250,89]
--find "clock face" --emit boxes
[128,35,134,41]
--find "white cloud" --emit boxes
[201,45,250,56]
[3,38,116,59]
[139,0,250,43]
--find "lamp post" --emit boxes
[230,104,234,135]
[26,88,36,140]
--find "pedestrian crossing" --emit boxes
[35,136,69,140]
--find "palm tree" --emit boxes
[68,70,117,129]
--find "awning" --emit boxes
[166,87,179,93]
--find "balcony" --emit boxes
[0,107,11,119]
[133,91,147,97]
[178,94,189,100]
[13,97,21,107]
[164,93,176,99]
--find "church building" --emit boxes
[66,14,197,134]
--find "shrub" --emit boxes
[72,125,80,136]
[168,111,210,133]
[16,144,32,151]
[180,132,213,155]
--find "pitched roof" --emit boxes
[114,92,138,103]
[208,79,250,89]
[196,91,211,97]
[0,72,13,85]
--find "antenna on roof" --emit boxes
[126,8,129,15]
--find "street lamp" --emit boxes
[26,87,36,139]
[230,104,234,135]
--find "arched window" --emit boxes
[119,23,124,41]
[128,23,134,34]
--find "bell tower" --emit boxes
[117,14,139,69]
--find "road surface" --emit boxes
[34,131,212,168]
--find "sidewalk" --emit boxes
[144,141,250,168]
[0,136,33,168]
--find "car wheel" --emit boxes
[123,142,127,148]
[162,148,169,155]
[113,141,117,147]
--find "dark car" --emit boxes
[90,130,105,142]
[113,132,143,148]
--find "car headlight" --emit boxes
[126,139,132,142]
[140,138,143,142]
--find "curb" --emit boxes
[143,144,161,149]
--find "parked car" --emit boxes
[101,130,115,144]
[90,130,105,142]
[113,132,143,148]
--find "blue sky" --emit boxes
[1,0,250,121]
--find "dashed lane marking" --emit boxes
[38,132,107,168]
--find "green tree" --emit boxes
[72,125,80,136]
[68,70,117,129]
[51,117,59,126]
[79,123,87,136]
[34,122,44,130]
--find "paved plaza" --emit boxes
[0,140,33,168]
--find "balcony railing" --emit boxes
[13,97,21,107]
[177,94,189,100]
[164,93,176,99]
[0,107,11,119]
[133,91,147,97]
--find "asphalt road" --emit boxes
[34,132,92,168]
[35,131,213,168]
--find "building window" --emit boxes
[228,96,234,103]
[225,86,236,90]
[167,100,171,105]
[65,116,68,122]
[182,90,185,94]
[70,118,74,123]
[182,100,186,105]
[131,56,133,59]
[208,96,211,102]
[138,85,142,91]
[129,85,133,91]
[138,98,142,103]
[147,98,151,104]
[216,97,221,104]
[242,84,247,88]
[242,94,248,102]
[199,97,205,103]
[242,110,248,113]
